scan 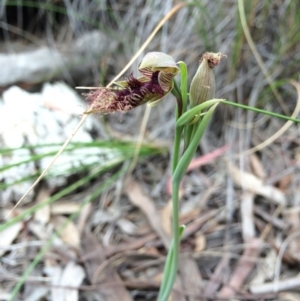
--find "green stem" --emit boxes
[158,240,175,295]
[158,109,182,300]
[157,180,180,301]
[158,64,189,300]
[159,181,180,301]
[172,81,183,117]
[184,121,198,151]
[158,225,185,299]
[172,124,182,174]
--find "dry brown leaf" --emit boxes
[28,220,50,240]
[125,177,171,248]
[0,222,22,256]
[250,275,300,294]
[172,275,186,301]
[219,238,263,298]
[284,208,300,262]
[51,202,81,215]
[116,218,137,235]
[204,255,230,297]
[51,216,80,249]
[77,202,92,235]
[250,154,266,179]
[254,206,287,230]
[278,292,300,301]
[271,241,300,266]
[33,188,51,224]
[250,249,277,286]
[44,265,63,301]
[182,209,219,239]
[160,199,172,236]
[278,174,292,191]
[59,261,85,301]
[81,231,133,301]
[241,192,255,242]
[227,161,286,206]
[179,255,202,301]
[194,234,206,252]
[0,291,11,300]
[180,207,201,224]
[25,287,49,301]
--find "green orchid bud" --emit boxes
[189,52,225,108]
[84,52,179,114]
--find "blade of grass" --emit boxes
[220,99,300,124]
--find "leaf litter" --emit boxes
[2,2,300,301]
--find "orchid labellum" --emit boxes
[84,52,179,114]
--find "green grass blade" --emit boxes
[220,100,300,123]
[0,141,164,191]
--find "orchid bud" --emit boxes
[84,52,179,114]
[189,52,224,108]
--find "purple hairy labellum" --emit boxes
[84,52,179,115]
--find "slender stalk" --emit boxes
[158,105,218,301]
[220,100,300,123]
[158,76,186,300]
[158,113,182,300]
[172,122,183,174]
[172,80,183,117]
[159,104,218,301]
[158,241,175,295]
[184,122,196,151]
[159,180,180,301]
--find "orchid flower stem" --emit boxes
[158,181,180,301]
[158,101,219,301]
[172,80,183,117]
[172,113,183,173]
[158,76,186,301]
[158,103,183,301]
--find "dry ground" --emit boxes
[1,1,300,300]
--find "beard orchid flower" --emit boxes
[84,52,179,114]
